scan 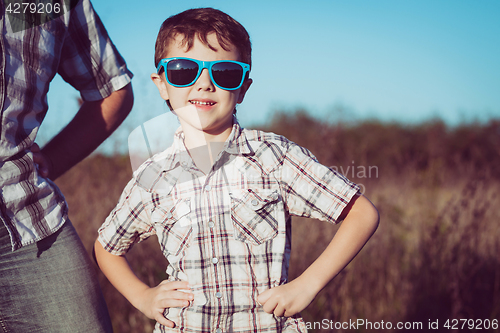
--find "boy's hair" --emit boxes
[154,8,252,69]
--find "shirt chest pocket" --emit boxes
[151,198,193,257]
[230,189,281,246]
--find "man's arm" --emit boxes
[257,194,379,317]
[38,83,133,180]
[93,240,193,328]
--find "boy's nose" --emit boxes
[195,68,215,91]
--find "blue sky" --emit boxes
[39,0,500,152]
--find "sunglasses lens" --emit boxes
[212,62,244,89]
[166,59,199,86]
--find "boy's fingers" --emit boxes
[273,304,286,317]
[161,298,191,309]
[260,297,276,314]
[263,301,278,314]
[156,288,194,302]
[167,290,194,300]
[256,289,272,305]
[159,280,191,290]
[154,313,175,328]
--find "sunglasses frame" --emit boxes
[157,57,251,91]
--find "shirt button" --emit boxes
[166,212,173,219]
[216,329,222,333]
[208,221,214,228]
[215,292,222,299]
[204,185,212,192]
[251,199,259,206]
[181,161,188,167]
[272,192,279,200]
[212,257,219,264]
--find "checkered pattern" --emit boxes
[0,0,132,250]
[98,121,360,332]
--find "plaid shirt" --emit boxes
[0,0,132,250]
[98,121,360,333]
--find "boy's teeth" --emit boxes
[190,100,215,106]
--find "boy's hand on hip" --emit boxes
[138,280,193,328]
[257,278,316,317]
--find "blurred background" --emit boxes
[41,0,500,332]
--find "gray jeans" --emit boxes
[0,220,113,333]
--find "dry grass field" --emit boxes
[55,111,500,332]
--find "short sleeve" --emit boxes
[280,143,360,224]
[57,0,132,101]
[97,177,155,256]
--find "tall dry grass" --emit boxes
[56,111,500,332]
[56,155,167,332]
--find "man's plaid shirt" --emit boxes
[0,0,132,250]
[98,121,360,333]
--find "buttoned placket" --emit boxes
[176,129,244,332]
[204,154,234,333]
[202,170,224,323]
[184,144,225,324]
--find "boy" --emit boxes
[95,8,379,333]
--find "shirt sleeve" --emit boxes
[280,143,360,224]
[57,0,133,101]
[97,177,155,256]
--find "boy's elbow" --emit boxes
[370,205,380,232]
[93,238,110,267]
[92,239,102,265]
[357,195,379,233]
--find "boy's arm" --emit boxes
[36,83,133,180]
[257,194,379,317]
[94,240,194,328]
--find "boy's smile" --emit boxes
[189,98,216,111]
[151,33,252,144]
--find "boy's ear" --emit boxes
[236,78,252,104]
[151,73,170,101]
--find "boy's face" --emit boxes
[151,33,252,138]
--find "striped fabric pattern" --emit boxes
[0,0,132,250]
[98,121,359,333]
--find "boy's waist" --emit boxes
[154,305,306,333]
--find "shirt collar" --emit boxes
[137,117,255,194]
[225,118,253,156]
[161,116,254,172]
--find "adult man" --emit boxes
[0,0,133,331]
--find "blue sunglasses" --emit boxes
[157,57,250,91]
